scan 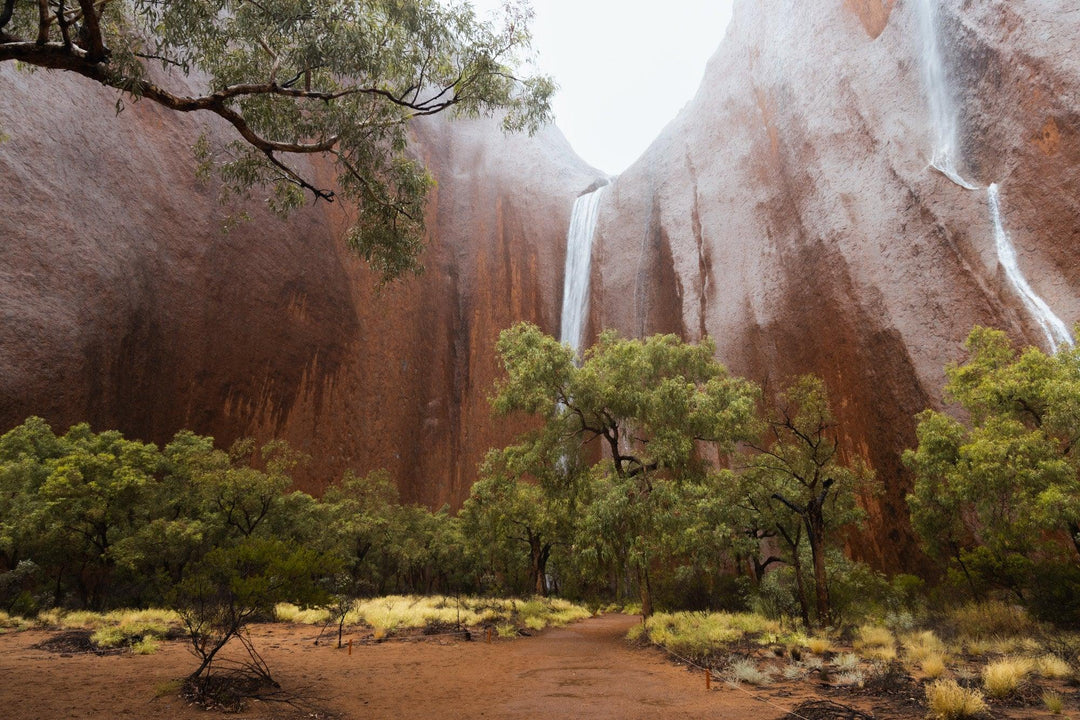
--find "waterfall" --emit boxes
[915,0,977,189]
[916,0,1072,350]
[987,184,1073,353]
[560,184,608,355]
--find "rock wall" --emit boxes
[0,67,602,506]
[590,0,1080,570]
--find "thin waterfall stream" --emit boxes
[560,184,609,356]
[916,0,1072,350]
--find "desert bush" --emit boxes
[726,658,773,685]
[636,611,780,661]
[949,601,1036,640]
[833,653,859,671]
[981,657,1031,699]
[835,669,864,686]
[925,678,988,719]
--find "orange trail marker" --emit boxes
[705,668,711,690]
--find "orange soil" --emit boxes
[0,615,1069,719]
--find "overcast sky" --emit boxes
[469,1,736,175]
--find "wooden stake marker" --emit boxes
[705,668,711,690]
[348,639,353,656]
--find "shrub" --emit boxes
[132,637,159,655]
[982,657,1031,699]
[636,612,779,662]
[806,635,832,655]
[925,679,988,719]
[833,653,859,671]
[835,669,864,687]
[726,658,773,685]
[949,601,1035,640]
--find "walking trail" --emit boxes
[0,614,793,719]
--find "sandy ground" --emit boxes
[0,614,1068,719]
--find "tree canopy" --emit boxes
[0,0,554,280]
[905,326,1080,604]
[482,322,760,615]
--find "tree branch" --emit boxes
[0,0,14,31]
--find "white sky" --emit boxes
[470,1,736,175]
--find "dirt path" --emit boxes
[0,615,844,719]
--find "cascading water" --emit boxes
[915,0,977,189]
[560,184,608,356]
[916,0,1073,350]
[987,184,1072,353]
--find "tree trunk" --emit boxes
[637,563,654,618]
[806,508,831,627]
[791,552,811,627]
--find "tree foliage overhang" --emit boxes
[0,0,555,281]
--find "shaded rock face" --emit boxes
[591,0,1080,570]
[0,67,600,505]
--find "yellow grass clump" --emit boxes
[925,678,988,720]
[805,635,833,656]
[854,625,894,652]
[982,657,1031,699]
[949,601,1035,640]
[344,596,589,635]
[902,630,947,663]
[637,612,780,660]
[1034,654,1072,680]
[921,653,948,679]
[1043,690,1064,715]
[274,603,331,625]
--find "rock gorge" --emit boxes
[2,0,1078,569]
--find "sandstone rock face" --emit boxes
[0,67,601,505]
[590,0,1080,570]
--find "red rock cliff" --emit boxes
[589,0,1080,569]
[0,67,602,506]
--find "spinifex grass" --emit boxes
[982,657,1032,699]
[926,678,988,720]
[630,611,781,662]
[276,596,590,636]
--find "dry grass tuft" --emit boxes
[806,635,833,656]
[925,678,988,719]
[1043,690,1064,715]
[726,658,774,686]
[949,601,1035,640]
[1034,654,1071,680]
[637,612,779,661]
[902,630,947,663]
[982,657,1031,699]
[921,652,948,679]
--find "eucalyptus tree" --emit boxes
[0,0,554,280]
[905,326,1080,600]
[741,375,875,626]
[489,322,759,614]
